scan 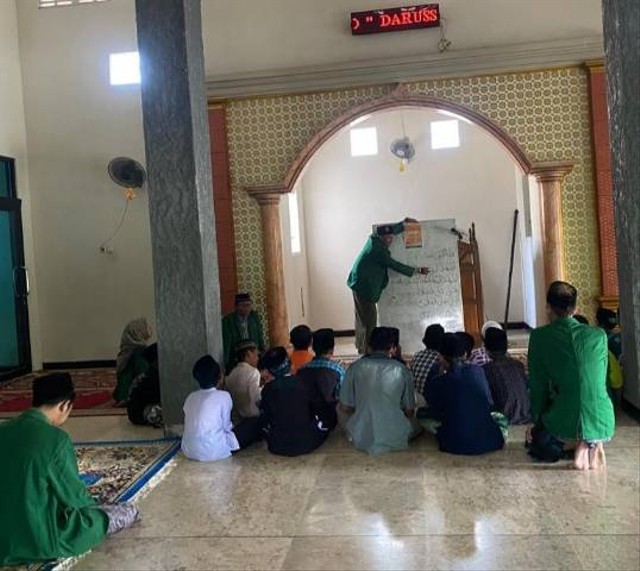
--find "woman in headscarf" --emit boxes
[113,318,152,403]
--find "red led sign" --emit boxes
[351,4,440,35]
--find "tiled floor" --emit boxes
[70,415,639,571]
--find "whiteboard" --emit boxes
[377,219,464,354]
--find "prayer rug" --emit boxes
[27,438,181,571]
[0,369,122,418]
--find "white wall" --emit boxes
[201,0,603,76]
[16,0,153,362]
[8,0,599,361]
[0,0,42,368]
[280,182,311,330]
[294,108,528,331]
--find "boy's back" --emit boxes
[0,409,107,565]
[182,388,239,461]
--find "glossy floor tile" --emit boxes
[64,415,638,571]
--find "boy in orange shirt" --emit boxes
[289,325,313,373]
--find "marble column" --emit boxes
[246,185,289,347]
[603,0,640,409]
[136,0,222,432]
[530,161,574,287]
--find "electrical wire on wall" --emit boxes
[98,199,130,254]
[101,157,147,254]
[438,17,452,52]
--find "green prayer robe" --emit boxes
[113,349,149,402]
[528,317,615,442]
[222,310,266,372]
[347,223,415,303]
[0,409,108,565]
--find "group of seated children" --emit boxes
[0,282,618,566]
[181,282,616,472]
[180,318,531,461]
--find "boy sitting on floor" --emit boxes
[423,334,506,455]
[182,355,240,462]
[289,324,314,373]
[0,373,139,566]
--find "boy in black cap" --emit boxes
[347,218,430,353]
[0,374,139,565]
[181,355,240,462]
[221,293,266,374]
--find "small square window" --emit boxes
[350,127,378,157]
[430,120,460,150]
[109,51,140,86]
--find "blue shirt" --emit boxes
[425,362,504,455]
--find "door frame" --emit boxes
[0,155,32,382]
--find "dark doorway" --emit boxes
[0,156,31,381]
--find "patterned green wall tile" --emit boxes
[226,68,600,336]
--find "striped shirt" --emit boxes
[300,357,346,393]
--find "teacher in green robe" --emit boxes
[526,281,615,470]
[0,373,139,565]
[347,218,429,353]
[222,293,266,374]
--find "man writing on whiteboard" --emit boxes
[347,218,430,354]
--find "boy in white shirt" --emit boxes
[181,355,239,462]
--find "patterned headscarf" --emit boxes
[269,357,292,379]
[116,317,152,374]
[261,347,292,379]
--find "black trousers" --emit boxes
[233,415,266,449]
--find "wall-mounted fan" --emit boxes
[100,157,147,254]
[390,136,415,172]
[108,157,147,200]
[390,112,415,172]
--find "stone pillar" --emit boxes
[530,161,574,287]
[246,184,289,347]
[603,0,640,409]
[136,0,222,432]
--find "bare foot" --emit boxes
[589,442,607,470]
[573,441,590,470]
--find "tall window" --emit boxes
[109,52,141,86]
[350,127,378,157]
[288,192,301,255]
[430,120,460,150]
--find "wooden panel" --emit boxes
[208,106,238,315]
[458,224,484,339]
[586,66,619,299]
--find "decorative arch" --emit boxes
[247,85,573,346]
[282,85,534,191]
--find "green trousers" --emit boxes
[352,291,377,354]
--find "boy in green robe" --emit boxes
[0,374,139,565]
[222,293,266,374]
[347,218,429,353]
[527,281,615,470]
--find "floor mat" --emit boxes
[27,438,181,571]
[0,369,123,418]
